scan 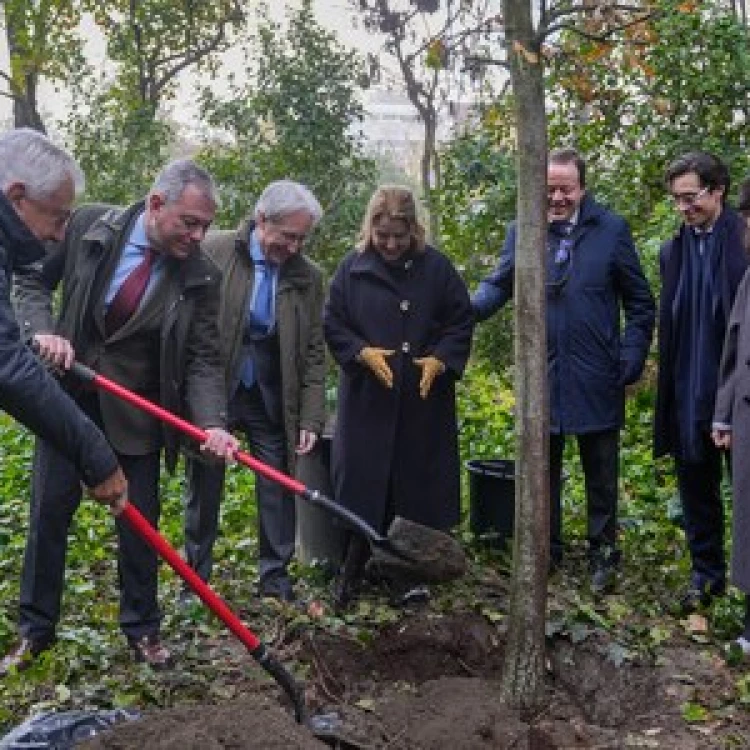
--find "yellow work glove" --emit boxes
[358,347,395,388]
[414,356,445,399]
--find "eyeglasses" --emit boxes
[266,218,309,246]
[670,186,710,207]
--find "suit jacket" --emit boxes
[202,220,326,472]
[13,201,227,471]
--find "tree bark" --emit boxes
[500,0,549,712]
[5,17,46,132]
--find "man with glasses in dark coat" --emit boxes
[655,151,748,614]
[472,147,655,595]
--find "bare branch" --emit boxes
[543,10,657,43]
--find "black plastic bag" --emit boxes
[0,708,140,749]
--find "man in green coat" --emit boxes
[183,180,326,602]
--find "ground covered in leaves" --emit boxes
[75,555,750,750]
[2,379,750,748]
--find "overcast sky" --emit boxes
[0,1,389,131]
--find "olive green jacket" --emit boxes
[203,221,326,472]
[13,202,227,471]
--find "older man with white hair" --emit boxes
[0,128,126,509]
[183,180,326,602]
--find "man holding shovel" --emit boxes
[0,128,128,675]
[5,159,236,670]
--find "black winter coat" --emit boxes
[473,195,655,434]
[0,193,117,487]
[653,207,748,458]
[324,246,473,533]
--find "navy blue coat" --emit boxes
[0,193,117,487]
[654,207,748,458]
[473,195,655,434]
[324,245,473,533]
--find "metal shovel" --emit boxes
[113,500,304,721]
[70,361,466,583]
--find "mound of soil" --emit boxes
[80,611,750,749]
[81,694,325,750]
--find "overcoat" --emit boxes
[324,245,473,532]
[13,202,227,471]
[473,194,655,434]
[654,207,748,458]
[0,193,117,487]
[713,268,750,593]
[201,221,326,473]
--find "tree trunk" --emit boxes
[500,0,549,712]
[421,109,441,245]
[5,18,46,132]
[13,74,47,133]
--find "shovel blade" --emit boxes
[367,516,467,584]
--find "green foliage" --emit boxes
[62,89,175,203]
[2,0,86,130]
[83,0,243,109]
[548,0,750,230]
[433,110,518,365]
[198,0,377,276]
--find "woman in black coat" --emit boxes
[324,186,473,607]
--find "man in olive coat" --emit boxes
[9,159,237,667]
[183,180,326,602]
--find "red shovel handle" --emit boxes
[119,501,305,722]
[120,501,261,652]
[72,362,307,495]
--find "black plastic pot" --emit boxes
[466,458,515,547]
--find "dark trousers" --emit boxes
[184,384,294,586]
[19,440,161,642]
[550,428,619,564]
[675,433,729,592]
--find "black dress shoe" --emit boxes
[330,573,359,612]
[679,586,714,614]
[591,564,617,596]
[0,637,54,677]
[258,578,296,603]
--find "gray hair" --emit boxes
[254,180,323,225]
[150,158,218,206]
[0,128,85,199]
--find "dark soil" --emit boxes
[80,610,750,749]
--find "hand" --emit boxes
[359,347,395,388]
[413,356,445,399]
[33,333,75,370]
[712,428,731,450]
[296,429,318,455]
[88,467,128,516]
[201,428,239,462]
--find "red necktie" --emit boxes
[105,248,155,336]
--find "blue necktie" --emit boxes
[250,261,273,332]
[240,261,273,388]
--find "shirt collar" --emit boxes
[129,212,149,249]
[249,229,266,264]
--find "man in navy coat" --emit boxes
[654,152,748,613]
[473,147,655,594]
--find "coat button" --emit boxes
[401,342,410,353]
[400,299,410,312]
